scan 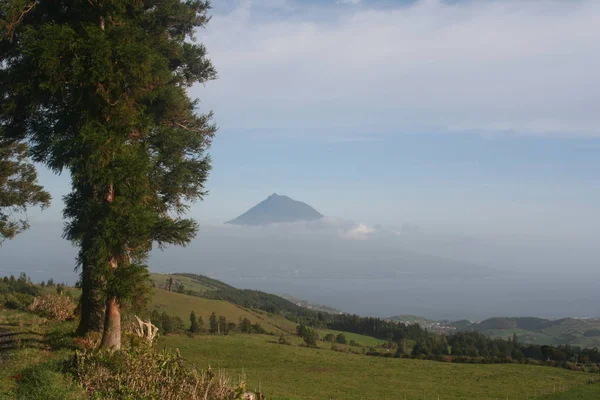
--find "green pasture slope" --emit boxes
[150,288,298,334]
[150,288,385,348]
[161,333,599,400]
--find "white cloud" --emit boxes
[194,0,600,137]
[336,0,361,4]
[341,223,376,240]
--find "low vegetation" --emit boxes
[2,274,600,399]
[161,333,600,400]
[0,276,256,400]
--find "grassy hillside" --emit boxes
[150,288,298,334]
[151,273,310,316]
[161,333,598,400]
[150,288,386,348]
[468,317,600,347]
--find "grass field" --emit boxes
[539,382,600,399]
[150,288,393,348]
[0,310,85,400]
[160,333,599,400]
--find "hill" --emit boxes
[225,193,323,225]
[460,317,600,347]
[151,272,311,316]
[150,288,299,335]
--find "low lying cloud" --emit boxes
[341,223,376,240]
[217,216,378,240]
[195,0,600,138]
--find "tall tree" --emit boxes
[0,139,50,244]
[189,311,199,334]
[1,0,217,349]
[209,312,218,334]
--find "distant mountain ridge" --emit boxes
[456,316,600,347]
[226,193,324,226]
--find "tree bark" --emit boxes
[99,182,120,350]
[76,258,105,336]
[99,292,121,350]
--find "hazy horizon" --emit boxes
[2,216,598,321]
[3,0,600,322]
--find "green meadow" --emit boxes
[160,333,599,400]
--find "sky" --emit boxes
[3,0,600,318]
[31,0,600,239]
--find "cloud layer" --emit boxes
[194,0,600,137]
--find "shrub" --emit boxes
[335,333,347,344]
[323,333,336,343]
[331,344,346,353]
[2,292,35,310]
[73,346,248,400]
[28,294,76,321]
[278,334,292,345]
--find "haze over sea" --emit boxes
[3,219,598,321]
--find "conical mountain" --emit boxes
[226,193,324,226]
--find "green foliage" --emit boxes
[1,0,217,346]
[323,333,336,343]
[335,333,347,345]
[297,324,319,347]
[209,311,218,334]
[0,273,39,310]
[189,311,200,334]
[0,139,50,244]
[15,362,85,400]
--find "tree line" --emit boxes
[366,330,600,373]
[149,309,266,336]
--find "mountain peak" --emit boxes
[226,194,323,226]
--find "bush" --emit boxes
[28,294,76,321]
[335,333,347,344]
[323,333,336,343]
[2,292,35,310]
[73,346,248,400]
[278,334,292,345]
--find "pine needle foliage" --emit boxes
[0,139,50,244]
[1,0,217,348]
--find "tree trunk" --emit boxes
[76,262,105,336]
[99,182,120,350]
[99,294,121,350]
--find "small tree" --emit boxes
[218,316,228,335]
[197,316,205,333]
[161,312,174,335]
[324,333,336,343]
[303,328,320,347]
[189,311,200,334]
[335,333,347,345]
[240,318,252,333]
[209,312,218,334]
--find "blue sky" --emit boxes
[31,0,600,239]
